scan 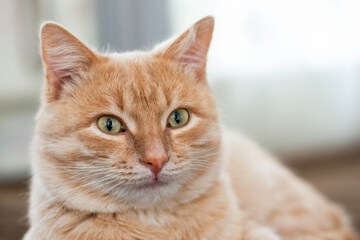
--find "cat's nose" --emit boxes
[139,149,169,176]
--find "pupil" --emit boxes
[174,112,180,124]
[106,119,113,131]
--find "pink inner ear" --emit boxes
[47,60,73,80]
[179,40,208,69]
[45,49,81,80]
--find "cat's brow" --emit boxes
[104,102,137,133]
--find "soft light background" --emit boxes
[0,0,360,238]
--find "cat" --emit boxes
[24,16,358,240]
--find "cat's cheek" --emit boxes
[86,124,126,140]
[167,114,201,141]
[79,127,127,149]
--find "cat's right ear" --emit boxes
[40,22,96,102]
[154,16,214,81]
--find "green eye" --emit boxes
[97,116,125,134]
[167,108,189,128]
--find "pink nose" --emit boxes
[140,150,168,176]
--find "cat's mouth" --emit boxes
[137,176,169,189]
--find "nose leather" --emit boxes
[139,144,168,176]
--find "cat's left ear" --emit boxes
[40,22,96,101]
[155,16,214,80]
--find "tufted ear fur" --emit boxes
[40,22,96,101]
[156,16,214,80]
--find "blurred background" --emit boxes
[1,0,360,239]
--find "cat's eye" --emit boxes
[167,108,189,128]
[97,116,125,134]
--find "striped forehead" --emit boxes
[104,60,173,132]
[121,62,169,112]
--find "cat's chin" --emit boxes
[107,178,180,209]
[128,177,177,195]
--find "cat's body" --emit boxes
[25,17,358,240]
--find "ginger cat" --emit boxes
[25,16,358,240]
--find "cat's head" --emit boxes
[34,16,222,212]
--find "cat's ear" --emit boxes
[40,22,96,101]
[155,16,214,80]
